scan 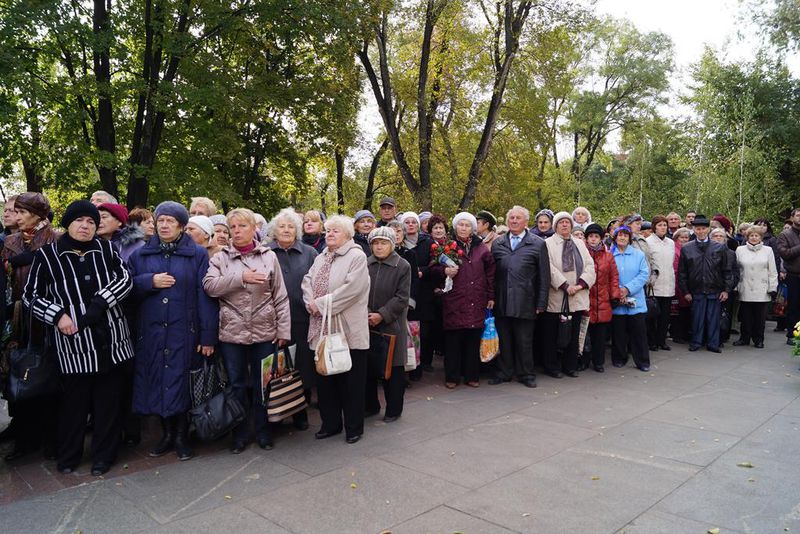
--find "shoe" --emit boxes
[649,345,659,352]
[148,416,176,457]
[174,415,194,461]
[314,429,342,440]
[466,381,480,388]
[230,441,247,454]
[257,437,274,450]
[733,339,749,346]
[637,365,650,372]
[688,345,701,352]
[546,371,563,379]
[345,434,362,444]
[520,378,537,388]
[91,462,111,477]
[421,364,434,372]
[774,326,785,332]
[445,382,457,389]
[593,365,605,373]
[488,377,509,385]
[659,344,671,351]
[612,362,625,368]
[672,338,687,344]
[564,371,578,378]
[383,415,400,423]
[707,346,722,353]
[293,420,309,431]
[123,433,141,447]
[3,448,31,462]
[754,341,764,349]
[57,465,75,474]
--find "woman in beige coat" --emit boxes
[204,208,291,453]
[542,212,596,378]
[734,225,778,348]
[302,215,370,444]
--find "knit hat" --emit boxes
[210,214,229,228]
[15,192,51,221]
[154,201,189,226]
[476,210,497,227]
[585,223,604,237]
[712,214,732,232]
[399,211,420,227]
[613,225,633,238]
[552,211,574,228]
[368,226,396,244]
[188,215,214,240]
[98,203,128,226]
[354,210,375,223]
[624,213,643,226]
[641,221,652,230]
[61,200,100,229]
[419,211,432,225]
[535,209,554,222]
[452,212,478,233]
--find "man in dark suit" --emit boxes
[489,206,550,387]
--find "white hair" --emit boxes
[506,205,530,222]
[269,207,304,241]
[324,215,355,239]
[710,228,727,238]
[92,190,117,204]
[190,196,217,215]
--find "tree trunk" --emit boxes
[335,148,345,214]
[364,138,389,210]
[93,0,118,198]
[21,157,43,193]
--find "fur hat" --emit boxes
[452,212,478,233]
[552,211,574,228]
[61,200,100,229]
[98,202,129,226]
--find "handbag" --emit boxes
[6,311,60,402]
[646,286,659,320]
[314,294,352,376]
[189,357,224,407]
[369,331,395,380]
[266,345,308,423]
[405,320,421,371]
[189,356,245,441]
[773,281,788,317]
[556,290,572,351]
[480,309,499,363]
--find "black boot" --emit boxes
[148,416,175,457]
[174,414,193,461]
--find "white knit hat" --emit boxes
[452,212,478,233]
[552,211,574,228]
[188,215,214,241]
[398,211,420,227]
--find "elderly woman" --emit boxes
[611,226,651,371]
[301,215,370,444]
[419,211,433,234]
[204,208,291,452]
[186,215,223,258]
[532,209,555,238]
[671,227,693,344]
[625,213,657,284]
[420,214,449,369]
[189,196,217,217]
[584,224,620,372]
[734,225,778,348]
[433,212,495,389]
[353,210,376,255]
[365,227,411,422]
[128,201,218,461]
[542,212,595,378]
[24,201,134,476]
[711,227,741,342]
[129,207,156,240]
[210,214,231,247]
[98,203,146,262]
[267,207,318,429]
[302,210,326,253]
[572,207,592,227]
[1,192,60,461]
[646,215,676,351]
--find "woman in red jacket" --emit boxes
[584,224,620,372]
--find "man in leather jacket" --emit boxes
[678,215,734,353]
[776,208,800,345]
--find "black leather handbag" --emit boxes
[646,286,659,321]
[556,291,573,351]
[189,357,245,441]
[5,313,59,402]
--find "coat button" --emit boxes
[163,322,168,327]
[162,297,169,304]
[79,257,85,263]
[163,349,169,354]
[84,275,91,281]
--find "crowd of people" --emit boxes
[0,190,794,477]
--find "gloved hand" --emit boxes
[9,250,35,268]
[77,298,108,329]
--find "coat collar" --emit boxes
[224,242,272,260]
[368,251,400,267]
[55,236,104,256]
[329,239,360,257]
[268,239,307,254]
[139,232,198,257]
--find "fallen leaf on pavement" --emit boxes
[737,462,755,468]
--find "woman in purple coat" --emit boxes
[434,212,495,389]
[127,201,218,461]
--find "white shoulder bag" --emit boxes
[314,294,352,376]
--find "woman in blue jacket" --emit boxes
[611,226,651,371]
[127,201,219,461]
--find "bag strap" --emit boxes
[319,294,330,337]
[561,290,570,315]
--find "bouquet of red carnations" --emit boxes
[430,240,463,293]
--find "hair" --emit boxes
[709,220,722,229]
[324,215,354,239]
[672,227,691,240]
[686,209,697,215]
[254,213,267,228]
[710,227,727,238]
[227,207,257,228]
[753,218,773,234]
[651,215,667,227]
[791,208,800,217]
[190,197,217,215]
[92,190,117,204]
[386,220,404,232]
[128,207,153,225]
[666,212,680,219]
[737,222,751,234]
[745,225,765,238]
[6,194,19,204]
[427,213,449,234]
[571,206,591,221]
[304,210,323,223]
[506,205,530,222]
[269,207,304,241]
[495,225,509,235]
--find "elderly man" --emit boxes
[90,190,117,206]
[777,208,800,346]
[489,206,550,388]
[666,212,682,238]
[476,210,499,247]
[377,196,398,227]
[685,211,697,234]
[678,214,734,353]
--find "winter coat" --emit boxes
[491,230,550,319]
[354,233,371,256]
[110,225,146,263]
[23,237,134,374]
[678,239,734,296]
[736,243,778,302]
[544,233,596,313]
[612,245,650,316]
[776,226,800,276]
[203,243,291,345]
[1,223,60,302]
[435,235,495,330]
[674,243,690,308]
[395,245,420,310]
[630,234,657,286]
[302,239,370,350]
[410,233,437,321]
[268,240,318,328]
[301,233,326,254]
[368,252,411,367]
[587,245,620,324]
[727,247,740,290]
[128,233,219,417]
[645,234,676,297]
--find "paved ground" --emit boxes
[1,326,799,533]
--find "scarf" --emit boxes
[308,251,335,342]
[159,234,182,253]
[22,219,50,244]
[302,233,323,250]
[403,232,419,250]
[746,242,762,252]
[60,233,95,253]
[234,241,257,255]
[561,236,584,276]
[587,242,605,253]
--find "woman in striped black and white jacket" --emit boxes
[23,200,134,476]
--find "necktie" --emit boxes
[511,235,520,251]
